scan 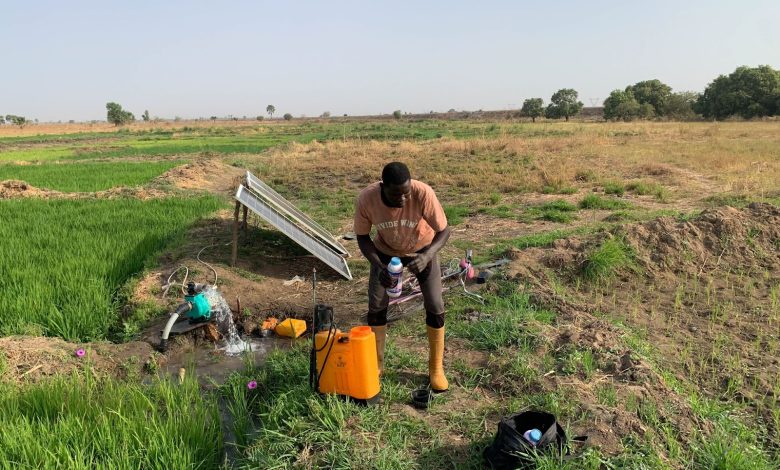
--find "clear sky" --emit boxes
[2,0,778,122]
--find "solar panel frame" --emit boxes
[245,171,349,256]
[235,185,353,280]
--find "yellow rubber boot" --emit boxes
[427,326,449,392]
[371,325,387,376]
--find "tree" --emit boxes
[603,90,640,121]
[0,115,4,125]
[210,116,218,121]
[283,113,293,121]
[256,115,264,121]
[638,103,655,119]
[266,105,275,118]
[545,89,583,121]
[695,65,780,119]
[520,98,544,122]
[392,110,402,119]
[5,115,28,128]
[321,111,331,118]
[105,102,135,126]
[142,110,150,121]
[665,91,699,120]
[626,79,672,116]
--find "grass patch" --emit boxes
[0,374,222,468]
[603,181,625,196]
[443,205,473,226]
[226,343,435,468]
[691,419,778,470]
[0,196,223,341]
[486,224,610,261]
[581,237,633,281]
[542,185,578,195]
[521,200,578,223]
[478,204,516,218]
[0,160,181,192]
[626,180,669,201]
[448,281,554,351]
[704,193,750,208]
[579,194,632,210]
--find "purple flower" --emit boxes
[247,380,258,390]
[75,348,86,358]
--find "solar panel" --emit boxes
[235,185,353,280]
[245,171,349,256]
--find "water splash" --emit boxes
[201,285,253,356]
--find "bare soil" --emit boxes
[507,203,780,438]
[0,179,169,200]
[154,159,244,195]
[0,336,156,383]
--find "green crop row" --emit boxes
[0,374,222,469]
[0,196,223,341]
[0,120,576,162]
[0,160,182,192]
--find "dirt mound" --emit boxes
[94,187,169,200]
[156,160,244,194]
[510,203,780,281]
[506,203,780,451]
[0,336,158,383]
[0,180,58,199]
[623,203,780,275]
[0,179,168,200]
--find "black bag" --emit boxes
[482,411,568,470]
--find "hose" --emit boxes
[159,302,192,352]
[162,241,231,298]
[163,265,189,297]
[196,243,226,286]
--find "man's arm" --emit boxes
[357,234,394,287]
[406,226,451,274]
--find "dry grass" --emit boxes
[0,118,302,138]
[253,121,780,208]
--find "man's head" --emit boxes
[381,162,412,208]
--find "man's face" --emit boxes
[381,180,412,208]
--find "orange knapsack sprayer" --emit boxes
[309,269,381,404]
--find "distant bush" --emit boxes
[544,89,583,121]
[520,98,544,122]
[392,110,402,119]
[695,65,780,120]
[4,115,28,128]
[283,113,293,121]
[106,102,134,126]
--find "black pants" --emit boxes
[366,250,444,328]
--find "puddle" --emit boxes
[162,335,293,385]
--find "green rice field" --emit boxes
[0,374,222,469]
[0,160,181,192]
[0,196,223,341]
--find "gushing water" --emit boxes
[201,285,254,356]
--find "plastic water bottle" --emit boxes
[386,257,403,298]
[523,428,542,447]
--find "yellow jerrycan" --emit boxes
[314,326,380,403]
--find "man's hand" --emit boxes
[377,267,395,288]
[405,252,431,275]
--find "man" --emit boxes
[354,162,451,392]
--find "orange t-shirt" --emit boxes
[354,180,448,257]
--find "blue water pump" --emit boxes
[184,282,211,322]
[159,282,213,351]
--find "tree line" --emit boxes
[7,65,777,127]
[521,65,778,122]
